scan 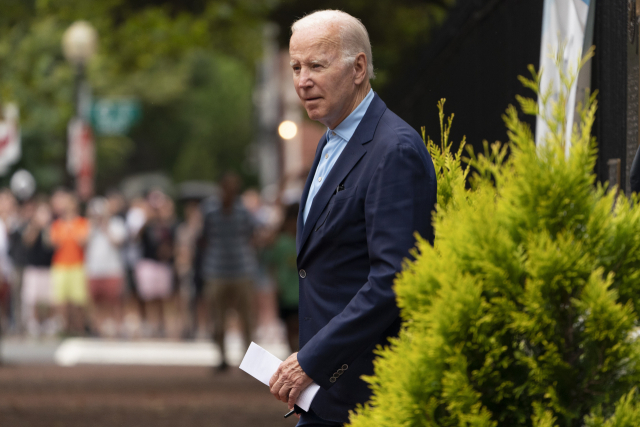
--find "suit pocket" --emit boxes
[315,207,331,231]
[333,185,357,202]
[315,186,357,232]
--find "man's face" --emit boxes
[289,26,356,129]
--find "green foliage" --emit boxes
[421,98,469,212]
[0,15,74,187]
[0,0,268,190]
[347,51,640,426]
[1,0,455,191]
[130,49,254,184]
[271,0,454,90]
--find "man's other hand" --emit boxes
[269,352,313,410]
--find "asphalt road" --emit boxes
[0,365,300,427]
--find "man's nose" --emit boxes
[297,69,313,88]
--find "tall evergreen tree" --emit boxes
[348,49,640,427]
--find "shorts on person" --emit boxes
[135,259,173,301]
[21,266,53,307]
[89,276,123,303]
[52,264,88,305]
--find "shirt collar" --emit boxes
[328,89,374,142]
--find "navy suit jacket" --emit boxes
[296,93,437,423]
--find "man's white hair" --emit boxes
[291,10,375,80]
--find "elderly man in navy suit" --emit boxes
[269,10,437,426]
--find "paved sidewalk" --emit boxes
[0,364,299,427]
[0,332,301,426]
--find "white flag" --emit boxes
[536,0,593,154]
[0,103,21,176]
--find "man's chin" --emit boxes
[304,109,323,122]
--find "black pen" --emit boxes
[284,409,295,418]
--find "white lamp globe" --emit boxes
[62,21,98,65]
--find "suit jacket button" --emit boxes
[337,369,343,375]
[299,269,306,278]
[330,377,336,383]
[342,364,348,370]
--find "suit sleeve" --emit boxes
[631,144,640,194]
[297,141,436,389]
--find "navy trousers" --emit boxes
[296,409,343,427]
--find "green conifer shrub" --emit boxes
[347,49,640,426]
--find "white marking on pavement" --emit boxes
[54,336,290,367]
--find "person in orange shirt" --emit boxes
[49,191,89,335]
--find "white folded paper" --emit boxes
[239,342,320,412]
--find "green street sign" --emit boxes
[91,99,141,136]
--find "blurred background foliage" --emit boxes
[0,0,452,192]
[270,0,453,90]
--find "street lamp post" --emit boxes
[62,21,97,199]
[62,21,98,118]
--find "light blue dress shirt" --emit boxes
[303,89,374,224]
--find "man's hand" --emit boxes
[269,352,313,410]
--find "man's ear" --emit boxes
[353,52,368,85]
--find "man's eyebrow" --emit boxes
[290,59,327,67]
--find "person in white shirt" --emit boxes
[85,197,127,337]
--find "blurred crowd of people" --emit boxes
[0,172,301,356]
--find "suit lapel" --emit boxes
[297,133,327,250]
[297,93,387,256]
